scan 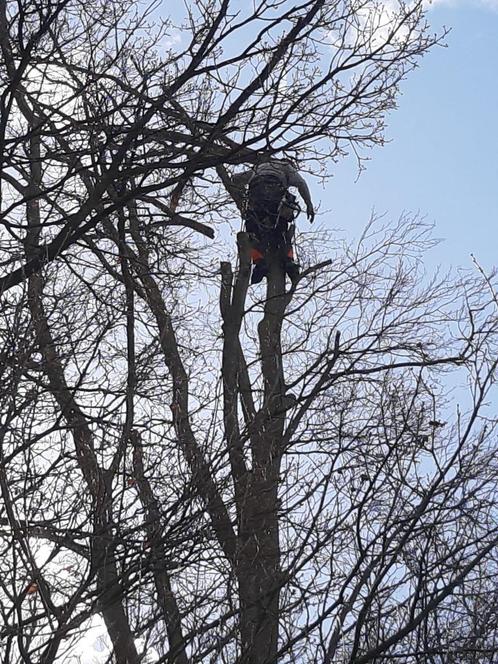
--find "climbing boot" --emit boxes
[285,259,300,286]
[251,261,268,284]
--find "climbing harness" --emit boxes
[241,175,303,285]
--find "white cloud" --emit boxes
[424,0,455,6]
[480,0,498,9]
[425,0,498,10]
[327,2,415,52]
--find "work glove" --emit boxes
[307,206,315,223]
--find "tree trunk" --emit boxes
[237,248,289,663]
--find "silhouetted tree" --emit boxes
[2,1,498,664]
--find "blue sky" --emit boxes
[325,0,498,272]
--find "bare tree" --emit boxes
[2,1,498,663]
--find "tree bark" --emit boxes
[236,247,291,664]
[24,121,139,664]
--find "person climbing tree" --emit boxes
[232,157,315,285]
